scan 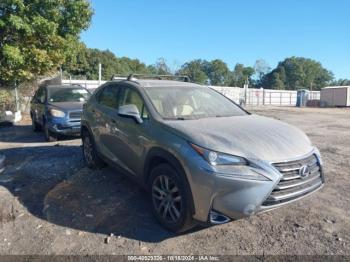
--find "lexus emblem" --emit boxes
[299,165,310,178]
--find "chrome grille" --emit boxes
[262,153,323,207]
[69,110,82,119]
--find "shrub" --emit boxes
[0,89,15,112]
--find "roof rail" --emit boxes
[44,83,84,88]
[110,74,128,81]
[126,74,190,82]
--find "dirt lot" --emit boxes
[0,106,349,255]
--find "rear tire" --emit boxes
[31,115,41,132]
[148,163,194,233]
[82,130,105,169]
[44,122,57,142]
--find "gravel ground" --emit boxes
[0,107,349,255]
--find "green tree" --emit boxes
[254,59,270,86]
[331,79,350,86]
[62,41,90,77]
[148,58,171,75]
[262,57,333,90]
[177,59,208,84]
[88,49,120,79]
[63,45,150,80]
[0,0,93,86]
[229,63,255,87]
[270,72,285,90]
[204,59,230,86]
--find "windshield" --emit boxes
[48,88,90,103]
[145,86,247,120]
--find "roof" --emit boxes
[322,86,350,89]
[125,79,204,88]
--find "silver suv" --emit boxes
[81,75,324,232]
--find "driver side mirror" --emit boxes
[118,104,143,124]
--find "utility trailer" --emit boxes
[321,86,350,107]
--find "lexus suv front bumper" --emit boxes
[183,148,324,223]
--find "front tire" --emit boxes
[82,130,105,169]
[31,115,41,132]
[44,122,57,142]
[148,164,194,233]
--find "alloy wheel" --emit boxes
[152,175,182,223]
[83,135,93,165]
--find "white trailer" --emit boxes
[321,86,350,107]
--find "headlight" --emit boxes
[49,109,65,118]
[190,143,248,166]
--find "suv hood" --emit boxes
[48,102,84,111]
[164,115,313,162]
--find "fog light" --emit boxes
[209,210,231,225]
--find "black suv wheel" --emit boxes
[149,163,194,233]
[82,130,105,169]
[44,122,57,142]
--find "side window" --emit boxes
[36,88,46,103]
[98,85,119,109]
[32,89,39,102]
[120,88,149,119]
